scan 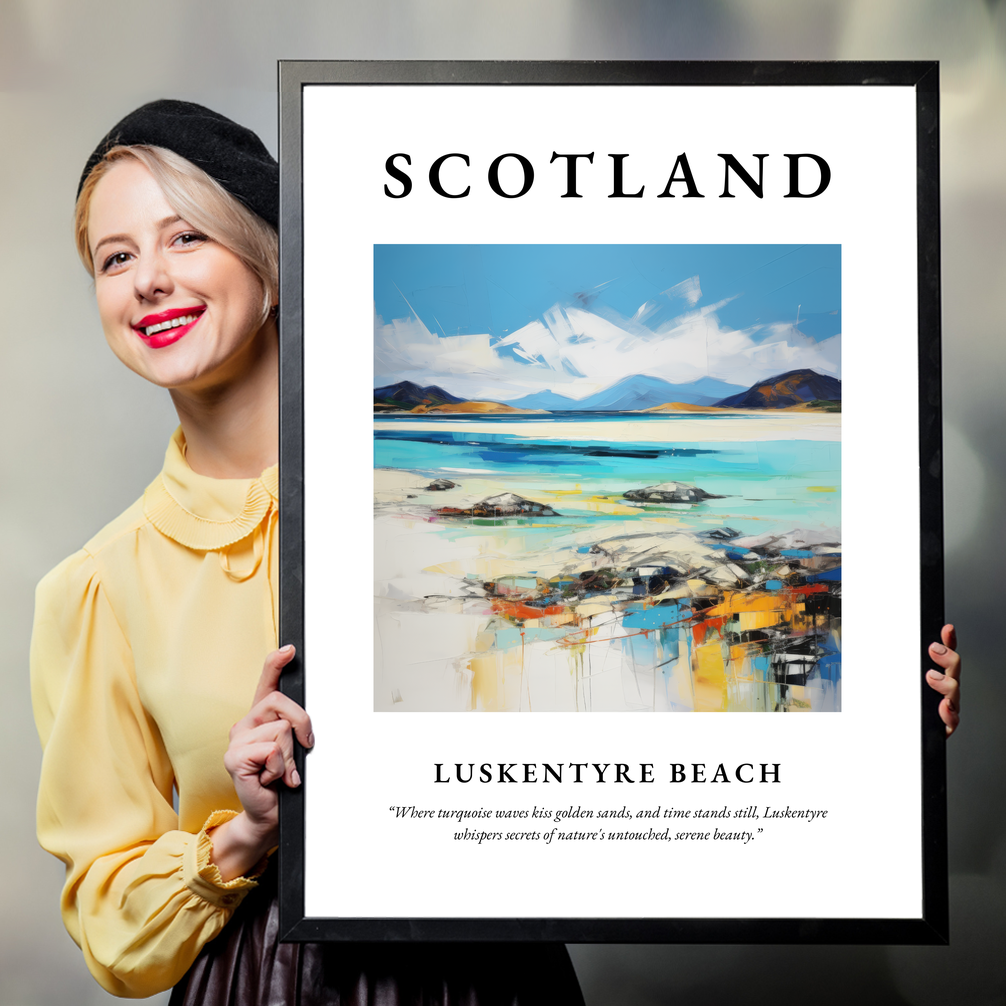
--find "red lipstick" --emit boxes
[132,306,205,349]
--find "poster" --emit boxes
[372,241,841,715]
[278,62,945,942]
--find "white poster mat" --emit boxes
[301,84,919,920]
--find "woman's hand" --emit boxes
[926,624,961,738]
[209,645,314,881]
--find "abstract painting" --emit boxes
[374,245,841,713]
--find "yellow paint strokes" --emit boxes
[473,558,519,580]
[693,642,728,711]
[738,608,785,632]
[573,598,620,618]
[471,653,501,710]
[534,496,639,516]
[729,641,764,666]
[643,401,734,413]
[471,634,526,711]
[547,610,580,628]
[424,560,466,576]
[807,486,836,492]
[704,591,785,619]
[675,637,696,709]
[585,501,640,516]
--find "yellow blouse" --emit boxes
[31,428,279,998]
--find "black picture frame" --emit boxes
[277,60,945,944]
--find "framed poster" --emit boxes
[277,61,946,943]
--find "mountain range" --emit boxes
[503,375,749,411]
[374,370,841,412]
[714,369,841,409]
[374,380,464,410]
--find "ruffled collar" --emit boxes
[143,428,278,551]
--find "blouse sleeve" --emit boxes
[31,549,262,998]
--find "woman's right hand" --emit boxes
[926,624,961,737]
[209,645,314,881]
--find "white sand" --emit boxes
[375,411,840,443]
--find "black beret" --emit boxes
[77,99,278,228]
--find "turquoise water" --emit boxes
[374,419,841,538]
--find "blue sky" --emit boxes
[376,244,840,341]
[374,244,841,402]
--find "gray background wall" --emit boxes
[1,2,1003,1003]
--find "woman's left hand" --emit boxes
[209,645,313,881]
[926,624,961,737]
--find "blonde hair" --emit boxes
[75,145,278,323]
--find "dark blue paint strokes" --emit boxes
[807,566,842,583]
[375,430,720,477]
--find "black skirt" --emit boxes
[169,869,585,1006]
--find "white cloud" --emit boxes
[374,299,841,402]
[662,275,702,307]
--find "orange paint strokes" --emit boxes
[705,614,729,634]
[490,598,567,621]
[410,400,535,414]
[692,583,827,635]
[691,621,703,647]
[692,614,730,648]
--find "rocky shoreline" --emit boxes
[375,467,841,711]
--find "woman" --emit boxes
[31,100,585,1003]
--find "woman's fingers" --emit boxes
[240,644,314,749]
[941,698,960,736]
[941,623,958,653]
[927,623,961,737]
[219,646,309,844]
[223,645,311,811]
[928,637,961,684]
[259,742,289,787]
[928,647,961,681]
[252,644,296,707]
[254,691,313,749]
[230,719,302,788]
[926,667,959,703]
[924,679,960,736]
[232,689,314,750]
[224,738,287,788]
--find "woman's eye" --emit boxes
[101,251,132,273]
[173,231,208,248]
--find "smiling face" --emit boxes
[87,158,272,393]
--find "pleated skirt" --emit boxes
[169,870,585,1006]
